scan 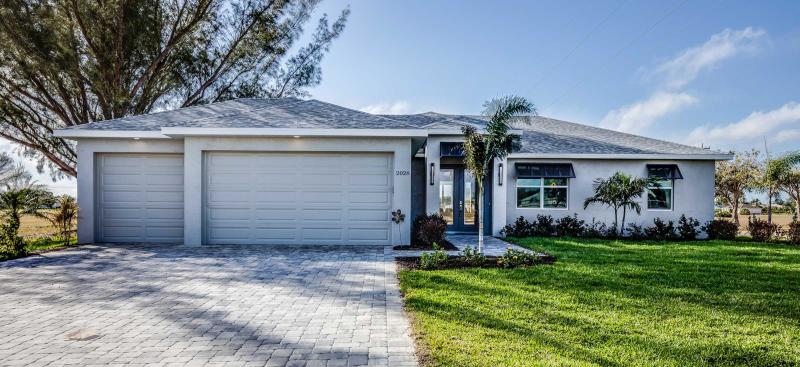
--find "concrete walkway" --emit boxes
[388,235,532,257]
[0,245,417,367]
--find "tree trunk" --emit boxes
[767,189,773,224]
[733,201,740,226]
[621,207,627,236]
[477,181,484,254]
[613,206,619,234]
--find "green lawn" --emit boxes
[398,238,800,367]
[0,237,76,261]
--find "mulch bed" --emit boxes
[396,254,556,270]
[392,239,458,251]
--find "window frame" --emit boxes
[516,177,569,210]
[647,178,674,211]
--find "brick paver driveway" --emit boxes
[0,245,417,367]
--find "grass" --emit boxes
[398,237,800,366]
[18,210,74,238]
[0,237,77,262]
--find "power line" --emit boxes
[530,0,628,92]
[545,0,689,111]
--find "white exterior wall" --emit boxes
[75,136,413,246]
[505,158,716,229]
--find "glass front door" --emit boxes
[438,166,478,232]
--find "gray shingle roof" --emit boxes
[61,98,725,157]
[63,98,417,131]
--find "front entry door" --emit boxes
[439,166,478,232]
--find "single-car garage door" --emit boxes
[205,152,393,245]
[96,154,184,243]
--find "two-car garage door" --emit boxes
[204,152,393,245]
[96,152,393,245]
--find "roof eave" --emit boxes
[507,153,734,161]
[53,130,169,139]
[160,127,428,138]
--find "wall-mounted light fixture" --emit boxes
[498,163,504,186]
[429,163,435,185]
[133,137,140,140]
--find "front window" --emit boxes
[517,178,568,209]
[647,179,673,210]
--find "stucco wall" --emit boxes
[504,158,716,231]
[75,136,413,246]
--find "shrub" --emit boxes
[748,216,777,242]
[715,209,732,218]
[413,213,447,247]
[555,214,585,237]
[419,243,448,269]
[626,223,646,240]
[501,216,533,237]
[532,215,555,236]
[739,208,751,216]
[585,218,611,239]
[0,215,25,256]
[460,246,486,266]
[788,221,800,245]
[703,219,738,240]
[644,218,677,241]
[677,215,701,240]
[497,248,540,268]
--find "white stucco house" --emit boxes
[54,98,733,246]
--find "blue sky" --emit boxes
[309,0,800,154]
[6,0,800,196]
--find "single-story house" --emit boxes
[54,98,733,246]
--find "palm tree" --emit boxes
[463,95,535,253]
[583,172,649,236]
[44,195,78,245]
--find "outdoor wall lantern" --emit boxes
[498,163,504,186]
[430,163,435,185]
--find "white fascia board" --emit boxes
[507,153,734,161]
[53,129,169,139]
[161,127,428,138]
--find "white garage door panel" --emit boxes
[97,154,184,243]
[205,152,392,245]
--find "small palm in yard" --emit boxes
[583,171,649,236]
[462,95,535,253]
[44,195,78,246]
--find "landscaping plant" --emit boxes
[45,195,78,245]
[788,219,800,245]
[462,95,535,253]
[555,214,585,237]
[412,213,447,248]
[497,248,540,268]
[677,215,701,240]
[747,216,778,242]
[501,216,535,238]
[703,219,738,240]
[460,246,487,266]
[583,172,649,236]
[419,243,448,270]
[644,218,677,241]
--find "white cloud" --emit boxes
[358,101,413,115]
[687,101,800,144]
[652,27,766,89]
[599,92,697,133]
[776,129,800,142]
